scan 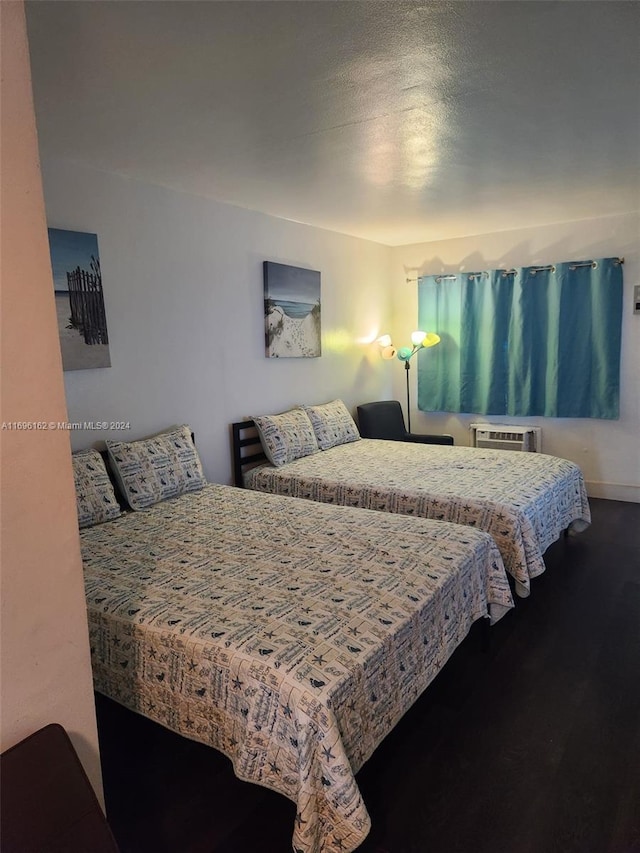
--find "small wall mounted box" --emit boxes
[634,284,640,315]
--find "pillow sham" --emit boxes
[304,399,361,450]
[253,408,319,467]
[72,449,121,528]
[106,424,205,510]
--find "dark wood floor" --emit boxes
[96,498,640,853]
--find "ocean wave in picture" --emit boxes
[273,299,316,319]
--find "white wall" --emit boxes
[391,212,640,502]
[40,158,639,501]
[0,1,103,804]
[41,158,393,484]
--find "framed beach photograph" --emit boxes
[263,261,321,358]
[48,227,111,371]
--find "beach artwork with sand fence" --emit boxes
[263,261,321,358]
[48,227,111,371]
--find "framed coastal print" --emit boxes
[263,261,321,358]
[48,227,111,371]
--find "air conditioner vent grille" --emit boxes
[469,424,542,453]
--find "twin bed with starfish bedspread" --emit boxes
[75,424,513,853]
[234,404,591,598]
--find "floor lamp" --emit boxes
[378,331,440,433]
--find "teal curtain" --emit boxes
[417,257,623,419]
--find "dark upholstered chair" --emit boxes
[357,400,454,445]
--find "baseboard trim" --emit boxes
[585,480,640,503]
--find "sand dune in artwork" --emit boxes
[266,305,320,358]
[55,292,111,370]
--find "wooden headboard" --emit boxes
[231,420,267,487]
[99,448,129,510]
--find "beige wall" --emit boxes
[0,1,103,803]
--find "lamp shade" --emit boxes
[397,346,413,361]
[422,332,441,348]
[381,345,397,360]
[377,334,392,347]
[411,330,427,346]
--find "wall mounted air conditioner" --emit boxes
[470,424,543,453]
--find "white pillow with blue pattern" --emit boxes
[252,408,319,467]
[106,424,206,510]
[72,449,121,528]
[303,399,361,450]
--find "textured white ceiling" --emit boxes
[26,1,640,246]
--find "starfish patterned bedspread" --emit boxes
[244,439,591,597]
[82,483,513,853]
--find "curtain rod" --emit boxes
[529,265,556,275]
[408,257,624,283]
